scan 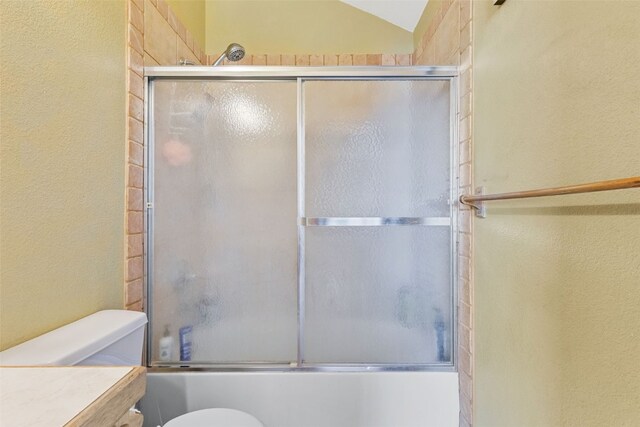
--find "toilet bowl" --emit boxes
[0,310,264,427]
[164,408,264,427]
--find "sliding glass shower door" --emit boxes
[147,70,456,369]
[151,80,298,363]
[303,80,452,364]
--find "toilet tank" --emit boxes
[0,310,147,366]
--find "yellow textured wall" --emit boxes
[166,0,206,48]
[205,0,413,55]
[473,1,640,426]
[0,1,127,350]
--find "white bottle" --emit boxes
[159,325,173,362]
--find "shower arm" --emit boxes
[212,53,226,67]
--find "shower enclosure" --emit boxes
[145,67,458,371]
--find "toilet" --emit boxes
[163,408,263,427]
[0,310,264,427]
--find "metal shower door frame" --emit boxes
[144,66,459,372]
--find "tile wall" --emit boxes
[207,53,412,66]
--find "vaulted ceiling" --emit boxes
[340,0,429,32]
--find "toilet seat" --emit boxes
[164,408,264,427]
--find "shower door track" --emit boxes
[145,66,457,79]
[144,66,459,372]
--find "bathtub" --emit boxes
[139,371,459,427]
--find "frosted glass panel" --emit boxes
[150,80,298,363]
[305,226,452,364]
[305,80,451,217]
[149,75,455,368]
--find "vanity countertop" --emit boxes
[0,366,146,427]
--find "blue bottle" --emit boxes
[179,326,192,362]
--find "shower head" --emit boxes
[226,43,245,61]
[212,43,246,66]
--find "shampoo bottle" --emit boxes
[179,325,193,362]
[159,325,173,362]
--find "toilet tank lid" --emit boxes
[0,310,147,366]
